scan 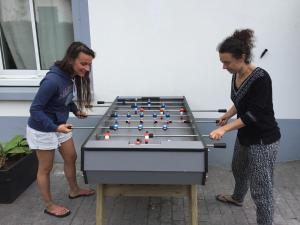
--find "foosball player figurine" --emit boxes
[153,113,158,124]
[104,131,110,140]
[126,112,131,124]
[109,124,119,130]
[131,102,138,114]
[179,107,185,120]
[147,99,151,109]
[135,138,141,145]
[162,124,168,131]
[165,112,172,124]
[138,124,143,131]
[160,108,164,120]
[139,112,144,124]
[114,118,118,124]
[144,131,150,144]
[113,112,118,118]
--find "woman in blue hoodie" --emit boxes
[27,42,95,217]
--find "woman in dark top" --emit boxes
[209,29,280,225]
[27,42,95,217]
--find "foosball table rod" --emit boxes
[115,105,185,108]
[110,109,226,113]
[70,126,226,148]
[88,100,227,114]
[85,119,219,123]
[84,115,220,124]
[103,114,190,118]
[94,134,226,148]
[88,100,184,108]
[71,126,194,129]
[97,134,200,137]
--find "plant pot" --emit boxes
[0,156,6,168]
[0,151,38,203]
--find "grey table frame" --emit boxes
[81,96,209,225]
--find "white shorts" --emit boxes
[26,125,72,150]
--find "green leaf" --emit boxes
[3,135,24,152]
[3,135,31,155]
[19,139,29,147]
[6,146,28,154]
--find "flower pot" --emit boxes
[0,151,38,203]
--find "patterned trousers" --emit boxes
[231,138,279,225]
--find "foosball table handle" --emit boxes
[85,100,112,108]
[191,109,227,113]
[195,120,219,123]
[206,143,226,148]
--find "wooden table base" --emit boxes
[95,184,198,225]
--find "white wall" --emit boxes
[88,0,300,119]
[0,101,30,116]
[1,0,299,119]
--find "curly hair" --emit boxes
[218,29,255,64]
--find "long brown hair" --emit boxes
[55,41,95,111]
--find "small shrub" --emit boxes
[0,135,31,169]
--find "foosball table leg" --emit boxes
[190,185,198,225]
[96,184,104,225]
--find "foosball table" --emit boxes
[79,96,226,225]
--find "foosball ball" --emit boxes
[76,96,226,225]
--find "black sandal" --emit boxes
[216,194,243,207]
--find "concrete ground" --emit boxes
[0,161,299,225]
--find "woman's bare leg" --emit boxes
[36,150,70,216]
[59,138,95,197]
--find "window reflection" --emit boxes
[0,0,37,69]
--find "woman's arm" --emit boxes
[210,118,245,140]
[30,78,59,132]
[217,105,237,126]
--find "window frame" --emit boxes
[0,0,92,100]
[0,0,43,86]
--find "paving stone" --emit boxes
[1,161,299,225]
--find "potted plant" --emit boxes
[0,135,38,203]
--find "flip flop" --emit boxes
[44,208,71,218]
[216,194,243,207]
[68,189,95,199]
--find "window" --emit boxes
[0,0,74,86]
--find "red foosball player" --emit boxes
[144,131,150,144]
[159,108,164,120]
[159,108,164,115]
[179,107,185,120]
[104,131,110,140]
[135,138,141,145]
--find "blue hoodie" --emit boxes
[28,65,78,132]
